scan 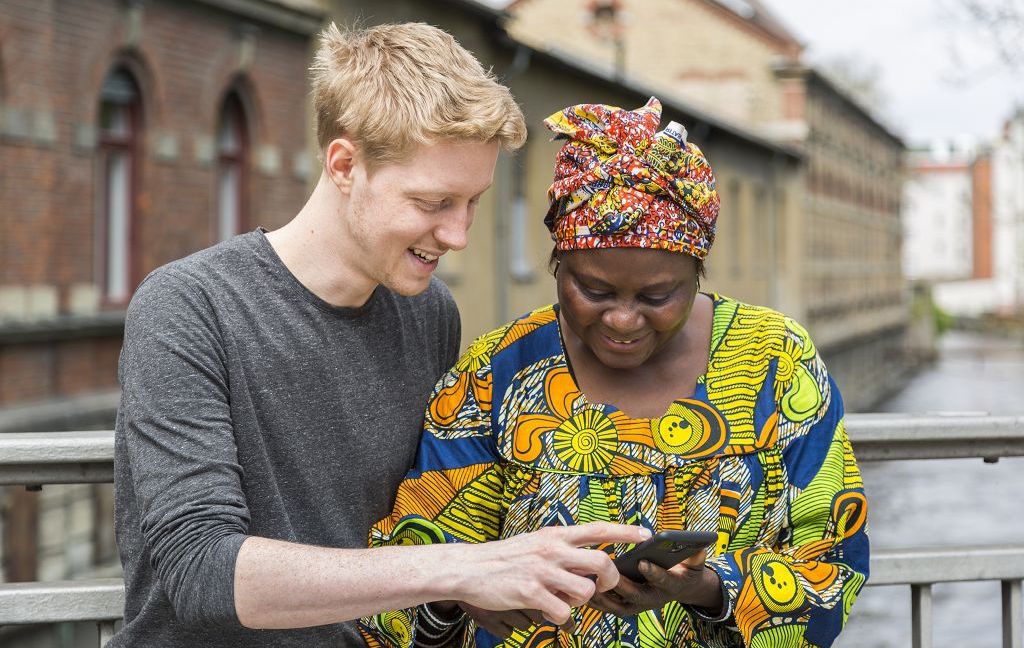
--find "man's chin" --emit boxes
[382,275,433,297]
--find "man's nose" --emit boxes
[434,208,472,252]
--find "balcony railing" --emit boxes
[1,414,1023,647]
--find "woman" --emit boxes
[360,98,868,648]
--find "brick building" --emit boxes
[0,0,319,412]
[0,0,321,599]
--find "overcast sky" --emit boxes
[760,0,1024,146]
[483,0,1024,147]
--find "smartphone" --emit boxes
[613,530,716,582]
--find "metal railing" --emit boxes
[1,413,1022,647]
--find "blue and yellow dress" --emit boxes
[360,295,869,648]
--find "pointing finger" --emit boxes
[560,522,652,547]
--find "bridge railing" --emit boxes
[1,413,1023,647]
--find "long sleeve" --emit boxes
[693,320,869,647]
[117,270,250,627]
[361,333,505,648]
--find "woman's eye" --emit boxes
[582,287,611,301]
[640,294,671,305]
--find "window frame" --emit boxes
[96,67,143,308]
[215,90,249,242]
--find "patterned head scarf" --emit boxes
[543,97,719,259]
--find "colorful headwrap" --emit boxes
[544,97,719,259]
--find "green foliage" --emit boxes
[933,301,954,335]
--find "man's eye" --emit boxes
[416,199,446,212]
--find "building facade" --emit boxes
[990,110,1024,315]
[902,143,982,287]
[504,0,910,409]
[0,0,320,609]
[932,110,1024,317]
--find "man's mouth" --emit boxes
[411,248,440,263]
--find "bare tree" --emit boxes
[943,0,1024,80]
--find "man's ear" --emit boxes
[325,137,359,194]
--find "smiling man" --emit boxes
[111,22,649,647]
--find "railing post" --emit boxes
[911,583,933,648]
[1004,579,1022,648]
[98,620,116,646]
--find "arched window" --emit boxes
[216,91,248,241]
[98,67,141,304]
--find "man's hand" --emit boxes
[452,522,651,626]
[588,550,723,617]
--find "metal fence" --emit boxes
[1,413,1023,647]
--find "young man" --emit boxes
[111,22,648,646]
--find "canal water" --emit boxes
[836,331,1024,647]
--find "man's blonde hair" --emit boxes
[311,22,527,165]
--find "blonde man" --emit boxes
[111,22,647,646]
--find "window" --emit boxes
[728,180,743,278]
[98,67,141,304]
[509,149,533,281]
[216,92,248,241]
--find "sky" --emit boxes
[759,0,1024,147]
[482,0,1024,147]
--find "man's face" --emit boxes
[344,139,500,296]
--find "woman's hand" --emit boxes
[588,550,723,617]
[458,602,550,639]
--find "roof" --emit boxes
[442,0,803,161]
[710,0,802,49]
[774,62,905,148]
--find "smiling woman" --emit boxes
[360,98,869,648]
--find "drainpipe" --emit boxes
[494,44,532,325]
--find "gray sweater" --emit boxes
[111,230,460,646]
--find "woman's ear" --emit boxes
[549,248,561,276]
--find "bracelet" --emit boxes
[420,602,465,627]
[414,604,466,648]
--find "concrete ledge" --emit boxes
[0,430,115,486]
[1,413,1022,486]
[0,578,124,624]
[846,413,1024,461]
[193,0,325,34]
[0,391,120,434]
[871,545,1024,585]
[0,312,124,345]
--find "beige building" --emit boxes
[503,0,909,409]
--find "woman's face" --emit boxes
[556,248,700,370]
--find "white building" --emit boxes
[902,142,975,282]
[931,111,1024,317]
[990,109,1024,314]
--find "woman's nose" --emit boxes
[602,303,643,333]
